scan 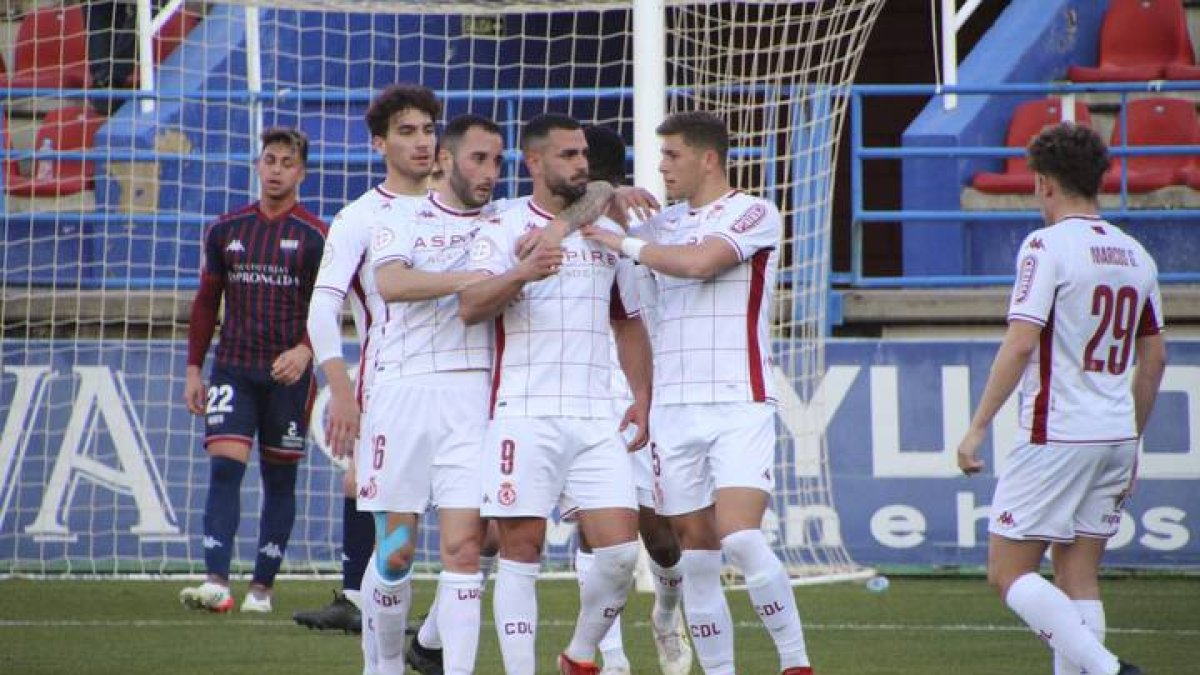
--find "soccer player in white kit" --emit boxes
[338,83,444,675]
[296,94,403,640]
[400,113,511,675]
[458,113,652,675]
[584,111,815,675]
[575,124,692,675]
[956,124,1165,675]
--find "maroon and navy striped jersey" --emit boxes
[192,202,328,370]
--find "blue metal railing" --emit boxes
[847,81,1200,288]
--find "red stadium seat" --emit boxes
[1,114,21,189]
[4,106,106,198]
[972,98,1093,194]
[0,5,91,90]
[1102,98,1200,193]
[1068,0,1192,82]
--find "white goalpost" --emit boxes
[0,0,885,581]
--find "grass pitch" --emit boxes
[0,576,1195,674]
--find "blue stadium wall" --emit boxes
[1,338,1197,573]
[902,0,1199,277]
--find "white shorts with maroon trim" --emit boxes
[988,440,1136,542]
[481,416,636,519]
[649,402,776,517]
[356,370,489,514]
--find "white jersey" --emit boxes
[609,262,658,400]
[1007,215,1164,445]
[638,190,780,405]
[469,196,640,418]
[311,185,394,402]
[370,191,493,377]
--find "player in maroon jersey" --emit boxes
[179,127,328,614]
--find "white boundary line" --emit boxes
[0,618,1195,636]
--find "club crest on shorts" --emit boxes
[498,481,517,506]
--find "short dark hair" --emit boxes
[656,111,729,168]
[1027,122,1109,199]
[584,125,627,186]
[365,84,442,139]
[520,113,582,151]
[260,127,309,164]
[441,114,503,156]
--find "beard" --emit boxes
[449,168,489,209]
[547,172,588,204]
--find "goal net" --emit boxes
[0,0,884,579]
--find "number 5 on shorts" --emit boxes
[500,439,516,475]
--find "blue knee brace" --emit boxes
[373,512,412,582]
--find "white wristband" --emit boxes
[620,237,647,262]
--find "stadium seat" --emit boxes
[1102,98,1200,193]
[4,106,106,197]
[1068,0,1192,82]
[0,5,91,90]
[971,98,1093,194]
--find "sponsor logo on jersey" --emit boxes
[1014,255,1038,304]
[226,239,246,253]
[280,238,299,250]
[730,204,767,233]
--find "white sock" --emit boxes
[648,557,685,632]
[480,554,497,585]
[575,550,630,667]
[1006,573,1119,675]
[372,572,413,675]
[494,558,540,675]
[436,571,483,675]
[680,549,736,675]
[417,596,442,650]
[359,559,381,675]
[344,588,363,610]
[722,529,810,669]
[565,541,638,663]
[1055,600,1106,675]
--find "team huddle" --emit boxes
[179,83,1165,675]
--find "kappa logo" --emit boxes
[358,476,378,500]
[225,240,246,253]
[1028,237,1045,250]
[418,210,437,219]
[202,536,223,549]
[730,204,767,233]
[997,511,1016,529]
[498,481,517,507]
[1014,255,1038,304]
[258,542,284,559]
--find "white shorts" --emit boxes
[649,402,776,517]
[356,371,489,514]
[989,441,1136,542]
[611,397,656,510]
[481,416,637,519]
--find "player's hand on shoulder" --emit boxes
[271,345,312,385]
[956,427,987,475]
[611,185,660,226]
[184,368,207,416]
[580,224,624,252]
